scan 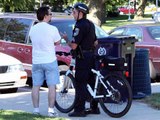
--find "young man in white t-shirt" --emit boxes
[29,6,61,117]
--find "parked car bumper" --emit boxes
[0,71,27,89]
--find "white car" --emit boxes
[152,11,160,22]
[0,53,27,93]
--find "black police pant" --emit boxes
[74,52,98,112]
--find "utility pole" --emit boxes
[40,0,42,7]
[128,0,131,21]
[156,0,158,12]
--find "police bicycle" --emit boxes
[55,54,132,118]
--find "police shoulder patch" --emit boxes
[73,28,80,36]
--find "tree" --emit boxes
[0,0,35,12]
[134,0,147,19]
[85,0,106,26]
[86,0,126,26]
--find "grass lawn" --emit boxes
[101,14,153,32]
[139,93,160,110]
[0,110,68,120]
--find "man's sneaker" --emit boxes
[48,111,59,117]
[33,111,40,115]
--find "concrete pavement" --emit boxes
[0,83,160,120]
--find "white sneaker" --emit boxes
[48,111,59,117]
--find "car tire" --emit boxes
[26,77,32,87]
[149,60,156,80]
[0,88,18,94]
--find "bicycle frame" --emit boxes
[57,57,132,117]
[87,69,113,99]
[63,58,114,100]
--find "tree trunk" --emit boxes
[134,0,147,19]
[86,0,107,26]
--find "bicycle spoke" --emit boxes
[99,73,132,118]
[55,71,76,113]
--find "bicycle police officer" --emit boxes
[62,2,99,117]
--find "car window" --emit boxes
[147,26,160,40]
[4,18,32,43]
[94,24,109,38]
[49,20,108,44]
[49,21,74,44]
[109,27,125,36]
[124,27,142,42]
[0,18,10,40]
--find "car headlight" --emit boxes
[7,64,24,72]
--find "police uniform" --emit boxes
[72,18,98,112]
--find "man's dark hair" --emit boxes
[37,6,50,21]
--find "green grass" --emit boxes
[101,14,153,32]
[102,20,132,32]
[139,93,160,110]
[0,110,68,120]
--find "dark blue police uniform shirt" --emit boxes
[72,18,97,51]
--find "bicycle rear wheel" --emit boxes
[98,73,132,118]
[55,71,76,113]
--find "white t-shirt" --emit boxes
[29,22,61,64]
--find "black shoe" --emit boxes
[85,107,100,114]
[68,111,86,117]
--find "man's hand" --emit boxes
[60,32,69,42]
[60,32,77,50]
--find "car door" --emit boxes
[2,18,33,71]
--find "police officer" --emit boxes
[62,2,99,117]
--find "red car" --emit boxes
[0,13,108,85]
[108,24,160,82]
[118,7,135,14]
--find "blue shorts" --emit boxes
[32,61,60,86]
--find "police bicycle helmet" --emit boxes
[73,2,89,14]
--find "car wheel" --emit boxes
[26,77,32,87]
[0,88,18,94]
[149,60,156,80]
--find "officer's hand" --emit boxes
[60,32,68,41]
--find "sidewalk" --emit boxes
[0,83,160,120]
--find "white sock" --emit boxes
[48,107,54,113]
[33,108,39,113]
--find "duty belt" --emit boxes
[82,49,94,52]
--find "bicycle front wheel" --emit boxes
[98,73,132,118]
[55,71,76,113]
